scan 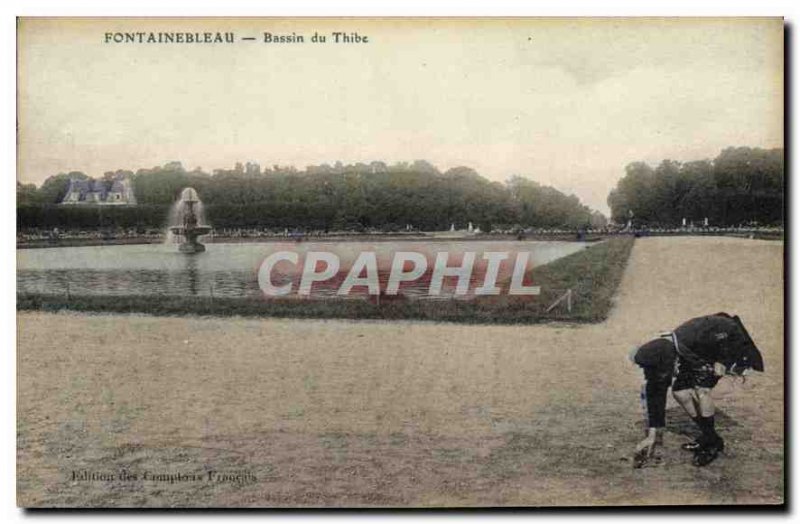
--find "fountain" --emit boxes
[168,188,212,253]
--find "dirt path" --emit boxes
[17,236,784,507]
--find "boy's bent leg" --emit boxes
[673,384,705,450]
[672,388,699,418]
[673,361,724,455]
[672,363,700,418]
[694,386,716,418]
[691,386,724,467]
[693,387,722,447]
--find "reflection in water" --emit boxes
[17,268,261,298]
[185,255,199,296]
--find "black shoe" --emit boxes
[682,440,701,451]
[692,438,724,467]
[707,437,725,453]
[684,436,725,452]
[692,447,720,467]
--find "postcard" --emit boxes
[16,17,784,507]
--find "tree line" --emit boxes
[607,147,784,227]
[18,160,604,232]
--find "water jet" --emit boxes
[168,188,211,253]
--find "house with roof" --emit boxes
[61,174,137,205]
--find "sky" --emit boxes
[17,17,783,214]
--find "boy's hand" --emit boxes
[633,430,657,468]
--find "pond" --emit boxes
[17,240,590,299]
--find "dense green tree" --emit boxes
[16,181,40,206]
[507,176,592,229]
[607,148,783,227]
[19,160,602,231]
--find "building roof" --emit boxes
[67,178,91,195]
[62,175,135,204]
[90,179,107,195]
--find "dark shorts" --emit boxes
[672,360,720,392]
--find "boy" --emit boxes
[631,313,764,467]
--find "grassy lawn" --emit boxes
[17,237,634,324]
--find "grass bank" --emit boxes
[17,236,634,324]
